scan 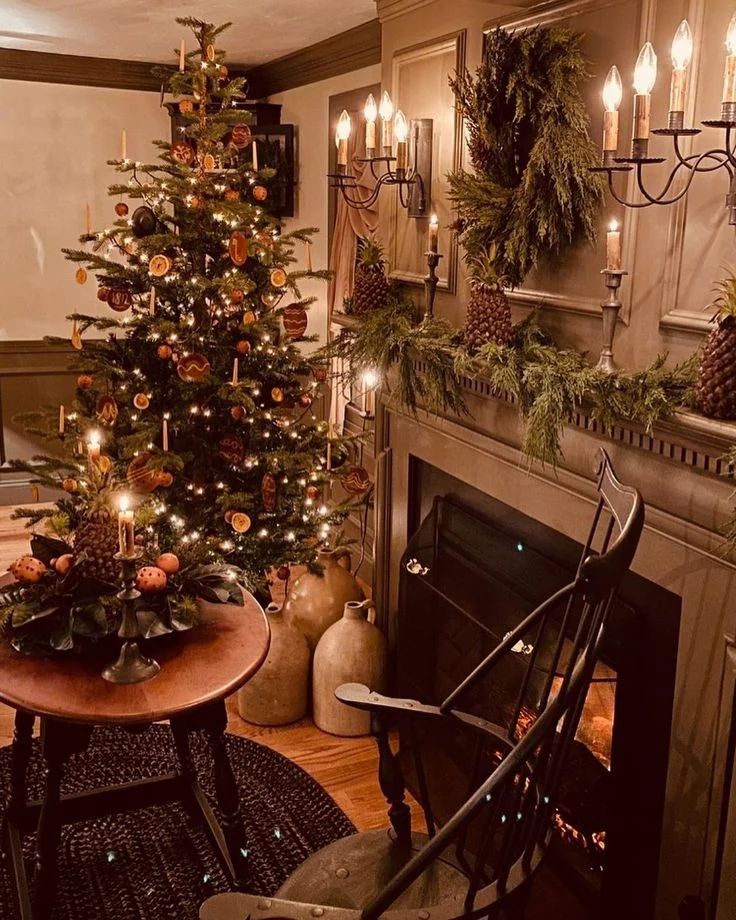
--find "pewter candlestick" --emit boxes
[596,269,628,373]
[102,550,160,685]
[424,251,443,317]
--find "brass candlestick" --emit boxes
[424,251,443,316]
[102,550,160,685]
[596,269,628,373]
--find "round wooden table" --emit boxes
[0,593,269,920]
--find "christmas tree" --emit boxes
[6,17,351,648]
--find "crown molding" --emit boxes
[0,47,166,91]
[245,19,381,98]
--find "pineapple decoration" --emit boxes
[463,247,513,352]
[696,273,736,420]
[350,236,390,314]
[74,508,120,584]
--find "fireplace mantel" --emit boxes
[372,376,736,920]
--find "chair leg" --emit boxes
[7,711,34,822]
[371,711,411,846]
[205,701,250,890]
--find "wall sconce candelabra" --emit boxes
[592,15,736,227]
[328,91,433,218]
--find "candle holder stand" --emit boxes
[424,251,444,317]
[102,551,160,685]
[596,269,628,374]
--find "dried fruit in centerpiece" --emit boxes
[74,511,119,582]
[9,555,47,583]
[136,566,168,592]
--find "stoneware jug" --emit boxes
[283,547,364,650]
[237,602,310,726]
[312,599,387,737]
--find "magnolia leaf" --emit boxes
[71,602,109,637]
[30,534,71,565]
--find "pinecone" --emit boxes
[352,237,390,314]
[74,512,119,583]
[696,274,736,420]
[463,249,513,351]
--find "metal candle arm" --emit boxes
[328,159,426,214]
[102,551,161,685]
[592,121,736,224]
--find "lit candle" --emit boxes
[723,13,736,117]
[394,110,409,173]
[670,20,693,128]
[117,494,135,558]
[232,357,239,386]
[379,91,394,152]
[85,202,92,235]
[162,414,169,452]
[179,39,186,73]
[336,110,351,170]
[364,93,377,156]
[632,42,657,158]
[121,129,128,161]
[602,66,623,162]
[428,214,439,253]
[252,139,258,171]
[58,405,65,437]
[606,219,622,271]
[87,431,101,468]
[306,240,313,273]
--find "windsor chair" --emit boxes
[201,448,644,920]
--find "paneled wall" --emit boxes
[377,0,736,370]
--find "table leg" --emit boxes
[8,710,35,821]
[206,701,250,889]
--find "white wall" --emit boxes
[269,63,382,348]
[0,80,167,340]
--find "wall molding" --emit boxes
[246,20,381,98]
[0,48,165,92]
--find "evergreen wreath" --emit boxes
[448,26,604,287]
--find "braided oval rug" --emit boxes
[0,724,355,920]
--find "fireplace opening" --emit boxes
[395,458,680,920]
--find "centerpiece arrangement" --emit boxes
[1,18,354,672]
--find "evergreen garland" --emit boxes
[448,27,604,286]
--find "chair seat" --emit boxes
[278,828,468,908]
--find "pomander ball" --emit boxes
[156,553,180,575]
[10,555,47,583]
[135,566,168,592]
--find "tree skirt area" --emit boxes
[0,724,355,919]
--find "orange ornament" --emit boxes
[270,268,287,289]
[135,566,168,592]
[231,405,246,421]
[224,189,240,202]
[62,478,78,493]
[236,339,251,355]
[10,555,47,583]
[156,552,180,575]
[133,393,150,410]
[149,254,172,278]
[115,201,129,217]
[75,267,88,285]
[157,344,173,360]
[231,289,245,304]
[77,374,93,389]
[231,512,251,533]
[242,310,257,326]
[252,185,268,202]
[54,554,74,576]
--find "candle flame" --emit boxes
[727,13,736,56]
[379,91,394,122]
[118,493,130,513]
[87,430,101,448]
[634,41,657,95]
[430,213,439,227]
[671,19,693,71]
[602,65,623,112]
[364,93,377,123]
[609,219,619,232]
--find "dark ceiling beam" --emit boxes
[244,19,381,98]
[0,47,164,92]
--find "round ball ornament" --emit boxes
[171,141,195,165]
[299,394,313,408]
[252,185,268,202]
[261,292,280,310]
[108,287,133,312]
[96,394,119,427]
[271,387,284,404]
[219,64,229,79]
[157,344,173,360]
[230,124,251,149]
[149,254,172,278]
[231,512,252,534]
[224,189,240,202]
[156,470,174,488]
[256,231,275,250]
[77,374,93,390]
[341,465,372,496]
[313,365,328,383]
[277,565,290,581]
[97,287,110,302]
[131,205,157,238]
[75,268,88,285]
[283,305,309,339]
[136,566,168,593]
[115,201,129,217]
[306,485,321,501]
[156,553,180,575]
[179,99,194,114]
[54,554,74,577]
[10,555,47,584]
[62,478,78,493]
[231,289,245,304]
[231,405,246,421]
[133,393,150,410]
[224,510,234,525]
[177,353,211,382]
[202,153,216,171]
[261,472,277,513]
[228,231,249,266]
[206,44,216,62]
[236,339,251,355]
[219,435,244,465]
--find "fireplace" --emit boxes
[395,458,680,920]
